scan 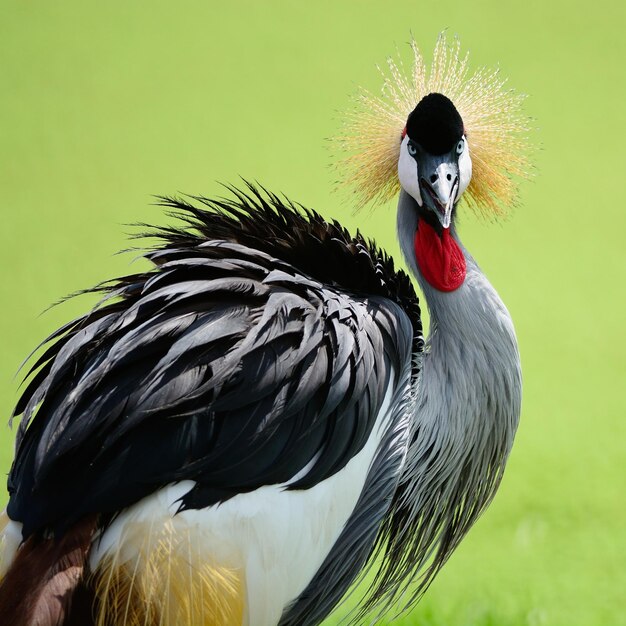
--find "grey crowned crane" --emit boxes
[0,35,530,626]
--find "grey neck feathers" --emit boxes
[375,190,522,612]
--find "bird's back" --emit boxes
[0,186,422,626]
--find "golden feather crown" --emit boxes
[334,34,531,216]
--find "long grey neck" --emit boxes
[386,191,522,600]
[396,190,521,438]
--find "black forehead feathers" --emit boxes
[406,93,464,155]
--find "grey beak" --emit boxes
[418,155,460,229]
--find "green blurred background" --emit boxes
[1,1,624,624]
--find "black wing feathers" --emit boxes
[8,185,422,541]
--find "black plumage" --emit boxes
[406,92,464,154]
[6,186,423,623]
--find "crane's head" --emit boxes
[398,93,471,229]
[334,34,530,219]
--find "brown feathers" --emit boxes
[0,515,97,626]
[0,515,244,626]
[333,33,532,216]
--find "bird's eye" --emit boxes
[407,142,417,156]
[456,139,465,154]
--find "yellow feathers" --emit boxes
[92,520,244,626]
[334,33,531,216]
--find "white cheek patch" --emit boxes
[458,136,472,198]
[398,135,423,206]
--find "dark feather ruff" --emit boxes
[4,184,426,625]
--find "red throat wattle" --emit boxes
[414,220,466,292]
